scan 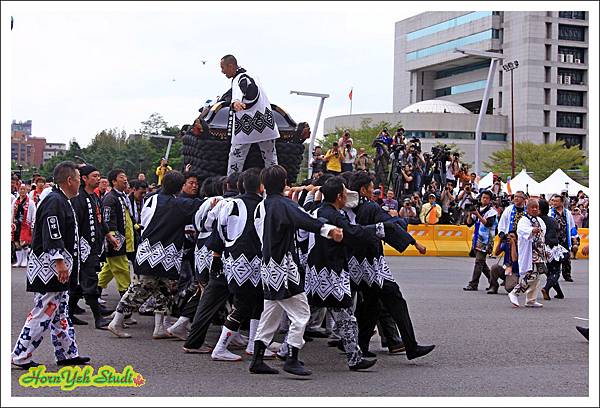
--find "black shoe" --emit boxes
[72,305,86,315]
[406,344,436,360]
[362,349,377,358]
[138,309,154,316]
[554,294,565,299]
[486,288,498,294]
[57,356,91,366]
[302,334,314,342]
[12,360,41,370]
[327,339,341,347]
[576,326,589,341]
[70,315,88,325]
[283,347,312,376]
[564,277,574,282]
[349,358,377,371]
[95,317,111,330]
[304,330,329,338]
[463,286,477,291]
[249,340,279,374]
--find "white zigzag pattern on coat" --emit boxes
[136,239,183,272]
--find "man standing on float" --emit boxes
[220,54,279,175]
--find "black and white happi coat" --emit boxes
[193,196,221,281]
[216,192,264,294]
[71,186,109,270]
[27,187,80,293]
[254,193,335,301]
[305,203,381,308]
[347,197,415,288]
[230,68,279,145]
[102,188,133,257]
[135,192,202,279]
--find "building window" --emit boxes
[406,11,493,41]
[498,91,503,108]
[544,89,551,105]
[558,68,585,84]
[557,133,583,149]
[409,89,413,103]
[545,66,551,83]
[435,60,490,79]
[556,112,584,128]
[558,11,586,20]
[546,23,552,39]
[403,130,506,141]
[558,46,585,63]
[558,24,585,42]
[435,80,487,97]
[544,110,550,126]
[406,30,494,61]
[544,132,550,144]
[492,29,501,39]
[557,90,584,106]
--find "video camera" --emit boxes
[431,144,452,163]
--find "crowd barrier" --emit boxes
[384,224,589,259]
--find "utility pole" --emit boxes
[502,60,519,178]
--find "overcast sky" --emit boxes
[4,1,427,147]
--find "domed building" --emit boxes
[324,99,508,166]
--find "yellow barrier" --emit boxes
[384,225,590,259]
[576,228,589,259]
[434,225,471,256]
[383,224,437,257]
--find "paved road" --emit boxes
[10,257,589,397]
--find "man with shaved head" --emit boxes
[508,198,547,308]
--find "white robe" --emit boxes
[517,216,546,273]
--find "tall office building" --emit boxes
[393,11,589,152]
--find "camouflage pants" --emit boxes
[327,307,363,366]
[116,275,171,314]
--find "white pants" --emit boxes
[12,291,80,364]
[255,292,310,350]
[227,139,278,175]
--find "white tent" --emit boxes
[477,171,507,193]
[502,169,542,195]
[536,169,590,197]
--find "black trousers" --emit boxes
[224,288,263,332]
[467,250,490,288]
[559,251,572,280]
[544,260,564,297]
[377,300,402,348]
[183,277,230,349]
[68,262,104,320]
[356,280,417,353]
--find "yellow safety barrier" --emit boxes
[434,225,471,256]
[383,224,437,257]
[384,225,590,259]
[576,228,589,259]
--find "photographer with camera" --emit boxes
[419,193,442,225]
[399,198,419,225]
[456,183,476,224]
[463,190,498,291]
[372,133,391,192]
[405,140,425,195]
[445,153,460,188]
[354,148,371,172]
[393,128,406,146]
[341,139,357,173]
[324,142,342,175]
[440,181,455,225]
[398,164,415,199]
[310,146,326,176]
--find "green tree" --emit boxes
[483,141,587,184]
[319,119,403,156]
[140,112,168,136]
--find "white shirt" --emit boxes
[517,215,546,273]
[342,147,357,164]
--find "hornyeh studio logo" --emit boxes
[18,365,145,391]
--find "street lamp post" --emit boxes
[17,164,23,179]
[502,60,519,178]
[454,48,506,177]
[290,91,330,178]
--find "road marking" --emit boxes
[573,317,589,321]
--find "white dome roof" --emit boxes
[400,99,472,114]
